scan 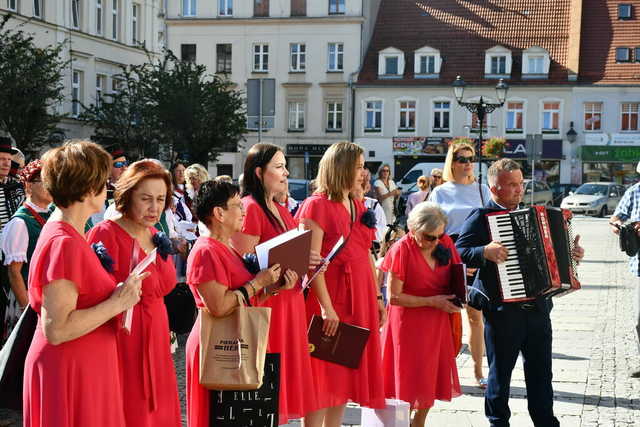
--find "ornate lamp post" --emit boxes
[452,76,509,204]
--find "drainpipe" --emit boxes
[349,71,358,142]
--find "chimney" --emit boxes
[566,0,582,81]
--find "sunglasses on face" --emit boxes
[454,156,475,164]
[381,169,390,173]
[421,232,445,242]
[113,160,129,168]
[432,175,442,179]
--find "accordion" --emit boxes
[486,206,581,303]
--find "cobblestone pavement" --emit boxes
[3,216,639,426]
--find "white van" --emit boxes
[397,162,489,193]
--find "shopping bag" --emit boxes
[199,292,271,390]
[361,399,410,427]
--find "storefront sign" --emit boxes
[610,133,640,145]
[502,139,562,159]
[392,137,448,156]
[581,145,640,162]
[286,144,331,156]
[584,133,609,145]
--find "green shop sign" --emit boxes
[581,146,640,162]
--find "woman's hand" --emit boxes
[309,249,324,268]
[430,294,462,313]
[280,269,299,291]
[253,264,282,291]
[377,298,387,328]
[321,306,340,337]
[111,271,149,312]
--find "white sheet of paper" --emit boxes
[121,248,157,333]
[301,236,344,289]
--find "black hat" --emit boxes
[0,137,17,154]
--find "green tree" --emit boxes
[0,14,68,154]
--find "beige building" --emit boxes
[165,0,380,178]
[1,0,164,142]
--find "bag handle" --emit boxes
[233,291,246,369]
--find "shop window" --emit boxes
[364,100,382,132]
[542,102,560,133]
[619,4,632,19]
[398,100,416,132]
[506,102,524,133]
[584,102,602,131]
[621,103,639,131]
[433,101,450,132]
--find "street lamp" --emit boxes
[452,75,509,204]
[566,121,578,143]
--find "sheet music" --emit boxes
[301,236,344,289]
[120,248,157,333]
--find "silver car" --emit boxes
[560,182,625,217]
[522,180,554,206]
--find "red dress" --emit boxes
[185,236,254,427]
[295,194,385,409]
[380,233,462,409]
[23,221,126,427]
[239,195,317,424]
[87,220,181,427]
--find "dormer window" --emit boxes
[414,46,442,78]
[616,47,632,62]
[619,4,632,19]
[522,46,551,79]
[378,47,404,78]
[485,46,512,78]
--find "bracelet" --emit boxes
[237,286,251,306]
[377,295,384,301]
[247,280,257,296]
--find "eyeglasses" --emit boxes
[432,175,442,179]
[454,156,475,164]
[381,169,390,173]
[113,160,129,168]
[421,232,445,242]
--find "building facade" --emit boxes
[165,0,380,178]
[1,0,164,143]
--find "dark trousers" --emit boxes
[483,305,559,427]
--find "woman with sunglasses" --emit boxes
[381,201,461,427]
[374,164,401,226]
[428,142,491,388]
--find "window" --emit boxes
[636,47,640,63]
[364,100,382,132]
[182,0,196,16]
[621,103,639,131]
[181,44,196,63]
[96,0,103,34]
[433,101,450,132]
[419,55,436,74]
[506,102,524,132]
[288,102,305,130]
[290,43,306,72]
[131,4,139,44]
[385,57,399,75]
[111,76,123,94]
[254,0,268,17]
[619,4,632,19]
[326,102,343,131]
[112,0,119,40]
[95,74,106,106]
[219,0,233,16]
[33,0,42,18]
[542,102,560,132]
[528,56,544,74]
[328,43,343,71]
[72,70,82,117]
[490,56,506,74]
[616,47,631,62]
[328,0,345,14]
[522,46,550,76]
[584,102,602,131]
[216,44,232,73]
[291,0,306,16]
[253,44,269,72]
[471,112,488,131]
[71,0,81,29]
[378,48,404,76]
[398,101,416,131]
[7,0,16,11]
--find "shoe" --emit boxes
[631,369,640,378]
[476,377,488,389]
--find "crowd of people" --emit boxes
[0,137,588,427]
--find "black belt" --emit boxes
[515,301,537,311]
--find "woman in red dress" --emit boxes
[295,142,386,427]
[381,202,462,427]
[185,180,298,427]
[231,143,319,424]
[23,141,146,427]
[86,160,181,427]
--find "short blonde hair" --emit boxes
[185,163,210,191]
[443,142,475,183]
[316,142,364,202]
[416,175,430,191]
[41,140,111,208]
[407,201,448,234]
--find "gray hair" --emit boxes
[407,201,448,234]
[487,158,521,187]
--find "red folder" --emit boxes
[450,263,467,307]
[307,315,370,369]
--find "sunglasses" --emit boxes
[381,169,390,172]
[113,160,129,168]
[432,175,442,179]
[454,156,475,164]
[421,232,445,242]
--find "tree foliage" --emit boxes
[0,14,68,153]
[81,50,246,163]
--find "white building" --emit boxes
[165,0,380,178]
[1,0,164,142]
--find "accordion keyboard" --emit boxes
[487,213,527,300]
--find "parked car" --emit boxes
[560,182,625,217]
[522,179,554,206]
[551,183,580,207]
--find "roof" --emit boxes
[357,0,574,86]
[579,0,640,84]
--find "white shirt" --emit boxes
[364,197,388,242]
[1,201,49,265]
[374,178,398,225]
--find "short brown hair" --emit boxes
[316,142,364,202]
[41,140,111,208]
[487,158,521,187]
[114,159,173,214]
